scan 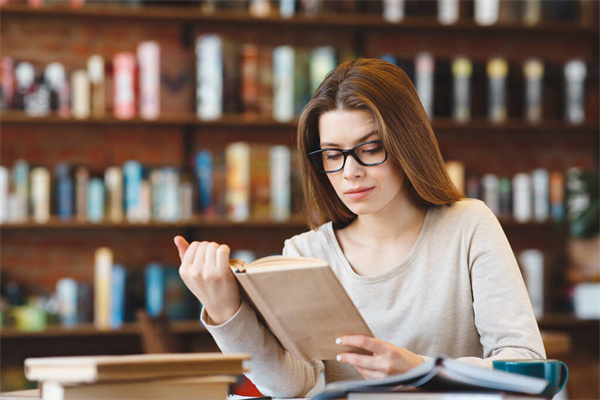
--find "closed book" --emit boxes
[159,167,181,222]
[270,145,292,221]
[196,34,224,121]
[94,247,113,330]
[87,55,106,118]
[55,163,74,220]
[113,52,136,120]
[77,282,93,324]
[230,256,372,361]
[258,44,274,116]
[30,167,51,224]
[71,69,90,119]
[39,375,236,400]
[145,262,165,317]
[110,263,126,329]
[179,179,194,221]
[164,267,193,321]
[86,178,105,223]
[226,142,251,221]
[25,353,249,384]
[273,45,295,122]
[348,393,545,399]
[104,166,124,223]
[137,41,161,120]
[487,58,508,123]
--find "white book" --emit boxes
[383,0,405,23]
[87,55,105,118]
[564,59,586,125]
[273,45,295,122]
[226,142,251,221]
[94,247,113,330]
[196,34,223,121]
[309,46,336,95]
[0,166,8,223]
[519,249,544,319]
[513,173,532,223]
[474,0,499,25]
[137,41,161,120]
[31,167,51,223]
[415,52,435,119]
[104,167,124,223]
[438,0,459,25]
[71,69,90,119]
[279,0,295,18]
[531,168,549,222]
[270,145,292,221]
[481,174,500,217]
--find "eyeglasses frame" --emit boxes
[308,139,389,173]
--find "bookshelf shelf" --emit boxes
[1,4,595,37]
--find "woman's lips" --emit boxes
[344,187,374,200]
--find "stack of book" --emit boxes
[24,353,249,400]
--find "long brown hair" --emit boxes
[297,58,464,230]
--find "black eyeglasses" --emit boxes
[308,140,388,173]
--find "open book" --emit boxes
[312,356,553,400]
[229,256,373,362]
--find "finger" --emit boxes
[181,241,200,269]
[337,352,381,372]
[336,335,387,354]
[215,244,231,271]
[173,236,190,261]
[204,242,220,274]
[193,241,209,267]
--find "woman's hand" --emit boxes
[174,236,241,325]
[335,335,424,379]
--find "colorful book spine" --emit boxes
[487,57,508,123]
[258,45,274,117]
[88,55,106,118]
[549,171,564,221]
[105,166,124,223]
[309,46,336,95]
[75,166,89,222]
[293,47,311,115]
[270,145,292,221]
[523,59,544,123]
[452,57,472,122]
[137,41,161,120]
[77,282,93,323]
[123,160,143,223]
[513,173,532,223]
[140,178,152,223]
[195,150,213,215]
[226,142,251,221]
[56,278,78,327]
[0,166,7,223]
[55,162,74,220]
[273,45,295,122]
[71,69,90,120]
[241,43,260,117]
[94,247,113,330]
[532,168,549,222]
[87,178,105,223]
[195,34,223,121]
[564,59,586,125]
[110,263,126,329]
[31,167,51,224]
[250,144,271,219]
[415,52,435,119]
[145,262,165,317]
[12,159,30,222]
[113,52,136,120]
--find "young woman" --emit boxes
[174,58,545,397]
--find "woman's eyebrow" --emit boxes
[320,131,378,147]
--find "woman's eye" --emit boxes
[325,153,342,160]
[362,146,383,154]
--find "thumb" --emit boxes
[173,236,190,261]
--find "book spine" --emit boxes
[499,177,512,220]
[226,142,251,221]
[258,45,274,117]
[513,173,533,223]
[56,278,78,327]
[519,249,544,319]
[88,55,106,118]
[0,166,7,223]
[452,57,472,122]
[475,0,499,25]
[487,57,508,123]
[137,41,161,120]
[532,168,549,223]
[415,52,435,119]
[179,180,194,221]
[55,162,74,220]
[12,160,30,222]
[161,167,181,222]
[523,59,544,123]
[293,47,310,116]
[94,247,113,330]
[75,166,89,222]
[105,166,124,223]
[44,62,66,115]
[273,45,295,122]
[145,262,165,317]
[71,69,90,120]
[77,282,93,324]
[564,59,586,125]
[270,145,292,221]
[113,52,137,120]
[481,173,500,217]
[250,0,272,17]
[279,0,295,18]
[196,34,223,121]
[31,167,51,224]
[250,144,271,219]
[382,0,405,23]
[110,263,126,329]
[195,150,213,215]
[15,62,35,111]
[123,160,143,223]
[549,170,564,221]
[139,178,152,223]
[87,178,105,223]
[1,57,15,110]
[309,46,336,95]
[164,267,193,320]
[438,0,459,25]
[523,0,541,26]
[241,43,260,117]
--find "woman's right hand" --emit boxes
[174,236,241,325]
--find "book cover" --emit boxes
[70,69,90,120]
[87,55,106,118]
[145,262,165,318]
[137,41,161,120]
[25,353,249,385]
[113,52,136,120]
[225,142,251,221]
[54,162,74,221]
[94,247,113,330]
[313,356,551,400]
[30,167,51,224]
[230,256,373,361]
[549,171,564,221]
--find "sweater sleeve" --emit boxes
[200,240,324,397]
[457,200,546,368]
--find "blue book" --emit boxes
[55,163,74,220]
[87,178,105,223]
[164,267,193,321]
[56,278,78,327]
[195,150,213,214]
[379,54,398,65]
[145,262,165,317]
[110,264,126,329]
[123,160,143,223]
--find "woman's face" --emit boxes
[317,109,407,217]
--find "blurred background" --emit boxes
[0,0,598,398]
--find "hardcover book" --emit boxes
[229,256,372,361]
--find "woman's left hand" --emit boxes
[335,335,424,379]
